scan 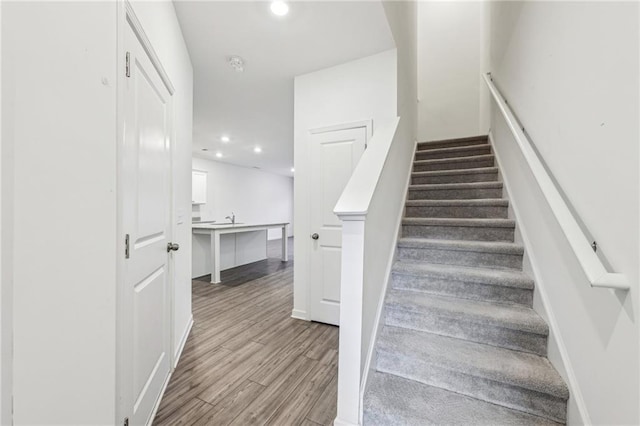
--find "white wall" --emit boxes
[0,2,9,424]
[363,0,418,405]
[192,157,293,240]
[489,2,639,424]
[363,0,418,370]
[333,5,417,424]
[417,1,488,141]
[293,49,397,320]
[2,2,193,424]
[4,3,119,424]
[130,0,194,365]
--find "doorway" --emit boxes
[307,122,370,326]
[118,7,176,425]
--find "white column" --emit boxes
[210,230,221,284]
[281,224,288,262]
[335,216,365,426]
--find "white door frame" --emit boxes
[305,119,372,320]
[116,1,177,424]
[309,119,373,142]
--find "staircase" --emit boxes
[363,136,569,425]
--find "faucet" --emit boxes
[225,212,235,224]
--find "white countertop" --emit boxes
[192,222,289,230]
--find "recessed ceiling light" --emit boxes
[290,167,295,173]
[270,1,289,16]
[221,136,230,143]
[253,146,262,153]
[216,152,223,158]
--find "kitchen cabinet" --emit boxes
[192,170,207,204]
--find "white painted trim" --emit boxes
[290,309,309,321]
[483,74,627,290]
[336,219,365,426]
[173,315,193,369]
[334,118,401,218]
[0,2,8,423]
[116,3,177,424]
[333,418,358,426]
[489,131,590,425]
[358,139,417,423]
[115,3,127,423]
[309,119,373,142]
[124,1,175,96]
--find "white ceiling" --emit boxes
[174,1,395,176]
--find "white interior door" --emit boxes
[121,20,174,426]
[309,127,366,325]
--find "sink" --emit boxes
[218,222,244,225]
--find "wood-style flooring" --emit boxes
[154,238,339,426]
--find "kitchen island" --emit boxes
[192,222,289,283]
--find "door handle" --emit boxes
[311,233,319,240]
[167,242,180,252]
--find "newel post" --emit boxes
[334,214,366,426]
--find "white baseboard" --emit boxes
[173,315,194,368]
[334,417,359,426]
[488,131,590,425]
[291,309,309,321]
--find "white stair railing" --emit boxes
[484,73,628,291]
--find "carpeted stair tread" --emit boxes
[402,217,516,241]
[403,217,515,228]
[415,144,491,160]
[364,372,561,426]
[409,181,503,191]
[416,143,490,155]
[405,198,508,207]
[398,237,524,255]
[392,261,534,290]
[405,198,510,219]
[386,289,548,335]
[377,326,568,399]
[413,154,494,167]
[417,135,489,151]
[412,167,499,178]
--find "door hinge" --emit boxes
[125,234,130,259]
[125,52,131,78]
[123,417,129,426]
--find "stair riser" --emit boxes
[412,171,498,185]
[409,187,503,200]
[392,273,533,306]
[414,157,494,172]
[385,309,547,355]
[418,138,488,151]
[415,146,491,161]
[402,224,514,242]
[405,205,508,219]
[376,352,566,423]
[397,246,523,270]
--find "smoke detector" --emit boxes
[228,56,244,72]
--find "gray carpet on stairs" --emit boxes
[363,135,569,425]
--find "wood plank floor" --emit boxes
[154,238,339,426]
